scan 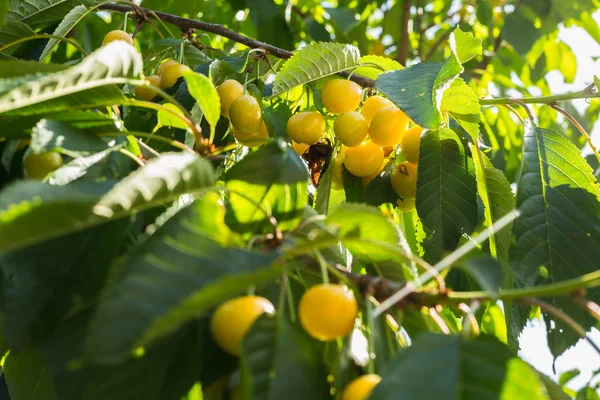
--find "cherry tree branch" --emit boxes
[99,3,376,87]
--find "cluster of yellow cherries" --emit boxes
[211,284,381,400]
[288,79,422,211]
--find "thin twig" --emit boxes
[99,3,375,88]
[397,0,412,65]
[429,307,450,334]
[519,297,600,357]
[457,302,481,336]
[501,104,524,124]
[572,294,600,322]
[551,104,600,164]
[507,98,535,123]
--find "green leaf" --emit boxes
[0,153,212,254]
[8,0,94,27]
[225,141,308,233]
[510,123,600,357]
[240,315,330,400]
[94,152,214,218]
[0,110,116,140]
[156,103,189,130]
[4,349,59,400]
[86,196,279,363]
[184,70,220,128]
[0,217,128,348]
[39,4,88,61]
[370,334,551,400]
[0,0,8,28]
[365,162,400,207]
[416,128,478,262]
[0,20,35,53]
[270,42,361,97]
[31,119,108,155]
[544,40,577,84]
[471,146,516,265]
[0,41,142,116]
[558,369,581,386]
[326,203,417,281]
[459,255,504,294]
[502,12,542,56]
[442,79,481,142]
[353,55,403,80]
[0,180,110,254]
[0,59,65,78]
[47,147,117,185]
[481,303,508,344]
[451,27,483,63]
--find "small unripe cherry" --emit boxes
[229,95,263,134]
[334,112,369,147]
[135,75,161,101]
[23,152,63,180]
[102,30,134,46]
[340,375,382,400]
[287,111,326,145]
[217,79,244,118]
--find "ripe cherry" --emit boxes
[232,121,269,147]
[299,283,358,341]
[330,153,346,190]
[217,79,245,118]
[210,296,274,356]
[343,141,384,177]
[135,75,161,101]
[159,63,191,89]
[102,30,134,46]
[292,141,311,156]
[334,112,369,147]
[390,161,418,198]
[396,196,416,212]
[156,60,179,77]
[361,95,393,125]
[368,105,409,147]
[321,79,362,114]
[229,94,263,134]
[400,126,423,164]
[340,375,382,400]
[287,111,326,145]
[23,152,63,179]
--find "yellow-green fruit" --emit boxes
[343,141,384,177]
[135,75,161,101]
[292,141,310,156]
[390,161,418,198]
[217,79,244,118]
[229,95,263,134]
[287,111,326,145]
[368,105,409,147]
[210,296,275,356]
[232,121,269,147]
[23,152,63,179]
[299,284,358,341]
[361,95,393,125]
[334,112,369,147]
[341,375,382,400]
[361,161,386,187]
[159,63,191,89]
[396,197,416,212]
[400,126,423,164]
[331,153,346,190]
[102,30,134,46]
[156,60,179,76]
[321,79,362,114]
